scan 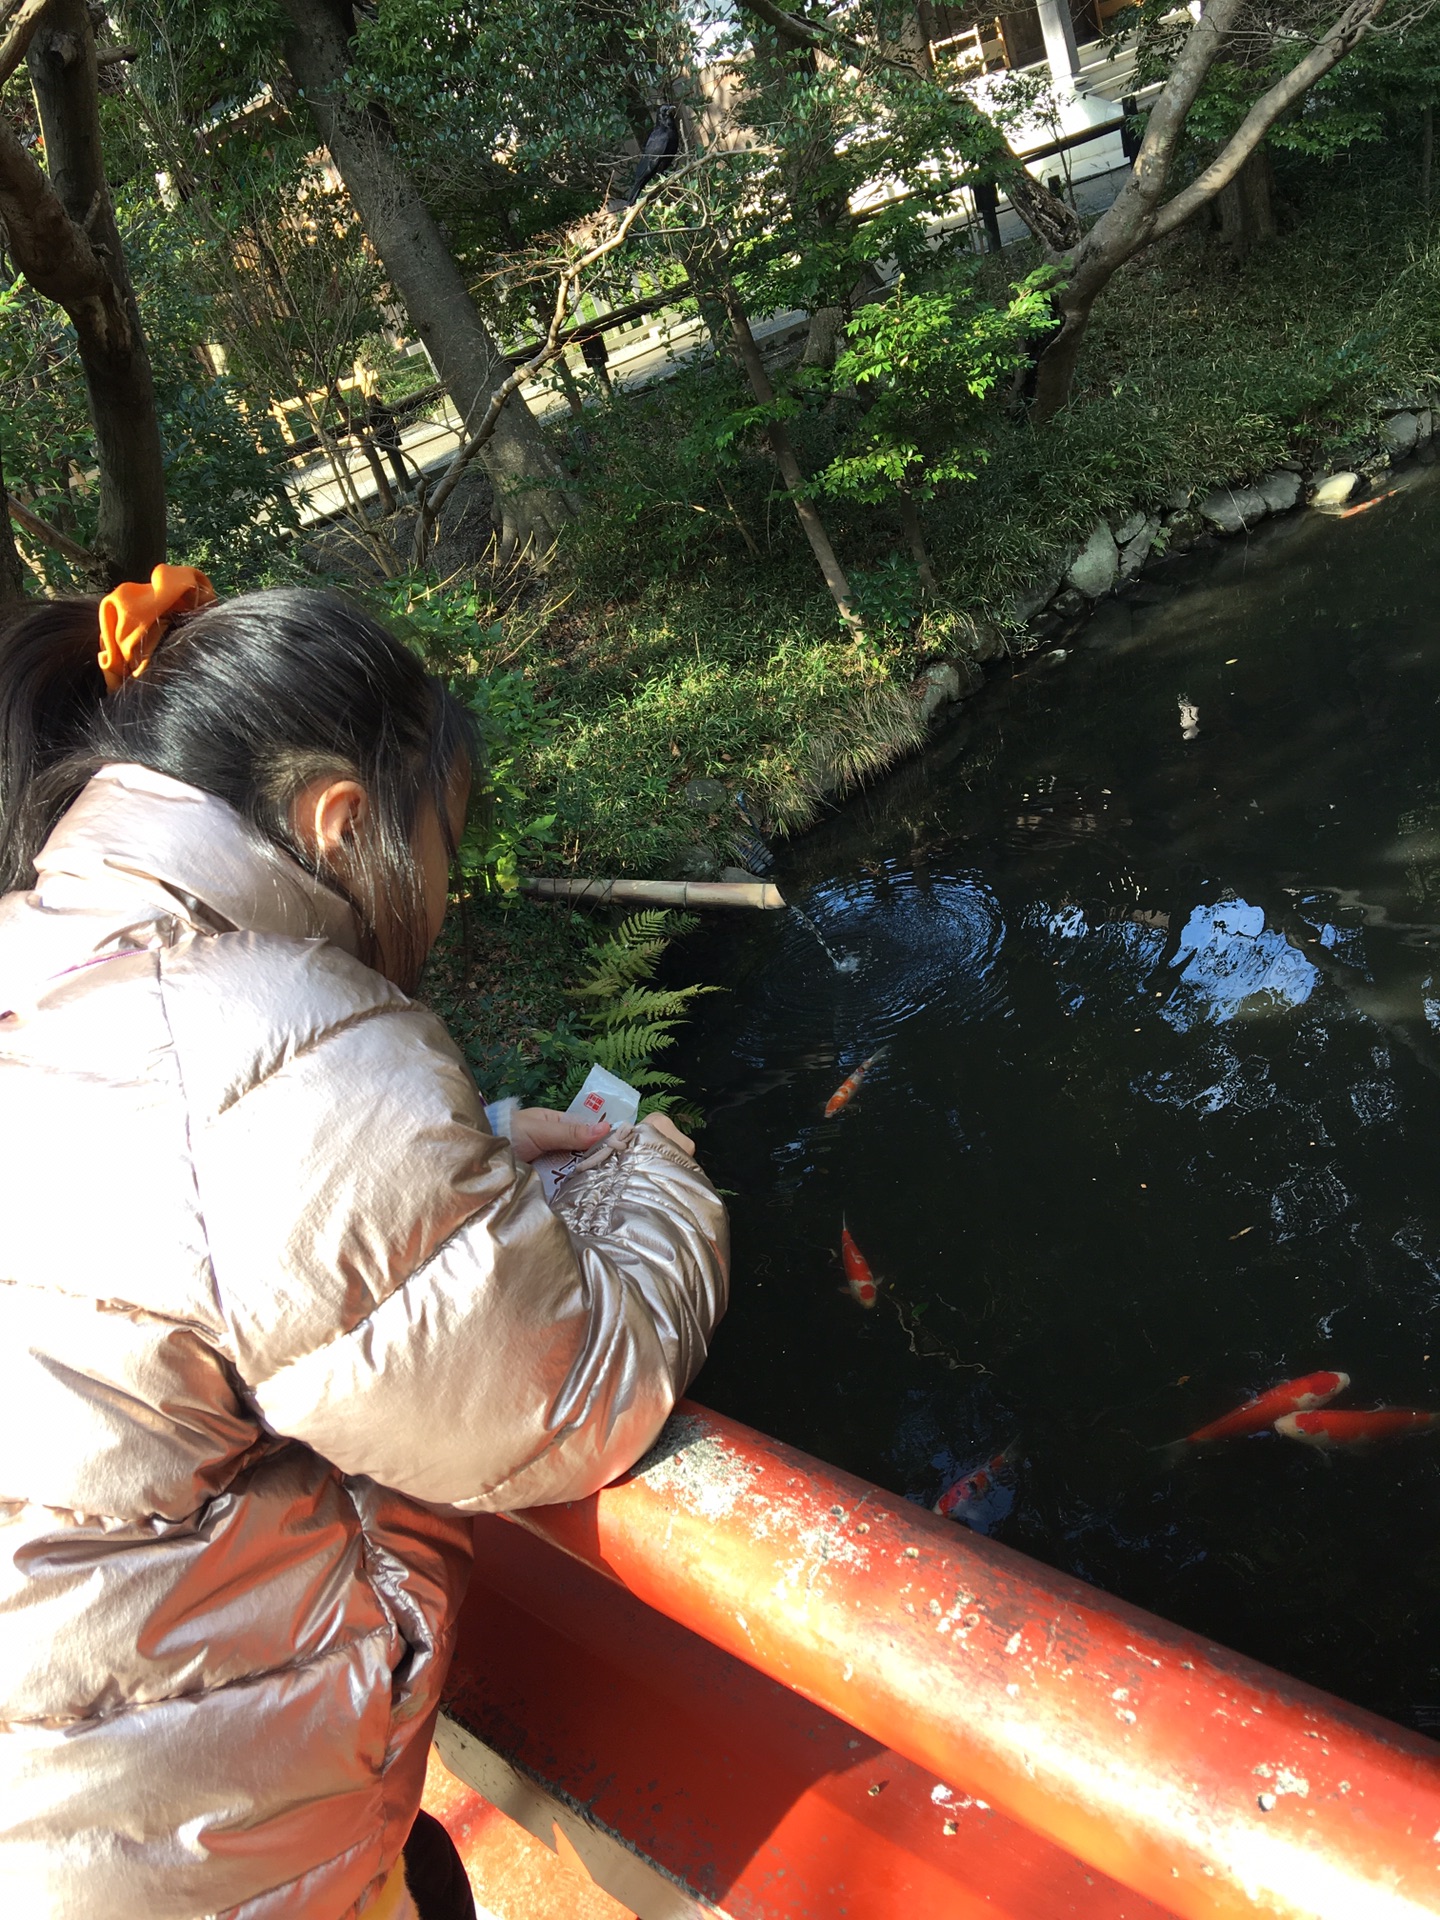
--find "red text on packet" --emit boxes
[584,1093,605,1113]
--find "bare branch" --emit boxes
[1149,0,1388,242]
[0,0,53,89]
[414,153,716,561]
[6,491,102,570]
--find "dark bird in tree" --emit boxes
[626,106,680,203]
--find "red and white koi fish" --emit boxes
[1275,1408,1440,1449]
[934,1442,1021,1526]
[840,1222,879,1308]
[1165,1370,1350,1455]
[1338,488,1399,519]
[825,1049,885,1118]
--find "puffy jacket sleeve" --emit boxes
[181,953,729,1511]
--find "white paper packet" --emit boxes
[533,1063,641,1202]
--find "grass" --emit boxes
[481,146,1440,881]
[526,606,926,870]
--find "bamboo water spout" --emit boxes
[520,876,785,909]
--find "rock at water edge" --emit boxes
[1118,514,1161,581]
[1381,411,1420,456]
[914,661,963,725]
[967,618,1007,662]
[1164,510,1205,553]
[1066,521,1120,600]
[1198,485,1268,535]
[671,842,721,882]
[1255,470,1302,514]
[1005,558,1065,626]
[1311,471,1359,510]
[1112,508,1149,546]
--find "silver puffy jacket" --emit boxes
[0,764,728,1918]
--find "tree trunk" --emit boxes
[895,491,939,595]
[1030,290,1102,422]
[276,0,577,562]
[0,441,25,609]
[25,0,166,583]
[801,306,847,370]
[720,286,859,629]
[1212,147,1276,258]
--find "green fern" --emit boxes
[550,910,716,1125]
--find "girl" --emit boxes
[0,571,729,1919]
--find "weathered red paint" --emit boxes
[504,1402,1440,1920]
[449,1513,1173,1917]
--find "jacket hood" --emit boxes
[29,762,359,955]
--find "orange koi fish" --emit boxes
[825,1049,885,1117]
[1275,1408,1440,1449]
[934,1441,1021,1526]
[1169,1371,1350,1451]
[1338,488,1399,519]
[840,1222,879,1308]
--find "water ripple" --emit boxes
[750,866,1007,1058]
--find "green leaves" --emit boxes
[549,910,715,1120]
[814,263,1053,507]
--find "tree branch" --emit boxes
[1119,0,1245,221]
[1149,0,1388,242]
[734,0,914,73]
[414,154,716,562]
[0,105,113,319]
[0,0,52,89]
[6,491,102,570]
[1005,165,1082,252]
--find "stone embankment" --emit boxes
[679,398,1437,880]
[912,396,1439,730]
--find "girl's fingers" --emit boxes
[511,1108,610,1162]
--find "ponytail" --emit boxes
[0,587,477,993]
[0,598,110,898]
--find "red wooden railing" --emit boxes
[436,1402,1440,1919]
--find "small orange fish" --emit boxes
[1338,488,1399,519]
[825,1049,885,1117]
[840,1221,879,1307]
[1275,1408,1440,1449]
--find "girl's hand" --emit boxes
[509,1108,609,1164]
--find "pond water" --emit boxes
[675,457,1440,1733]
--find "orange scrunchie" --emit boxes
[97,564,217,692]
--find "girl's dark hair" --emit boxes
[0,587,476,992]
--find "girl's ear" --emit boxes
[293,777,369,861]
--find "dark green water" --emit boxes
[676,458,1440,1732]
